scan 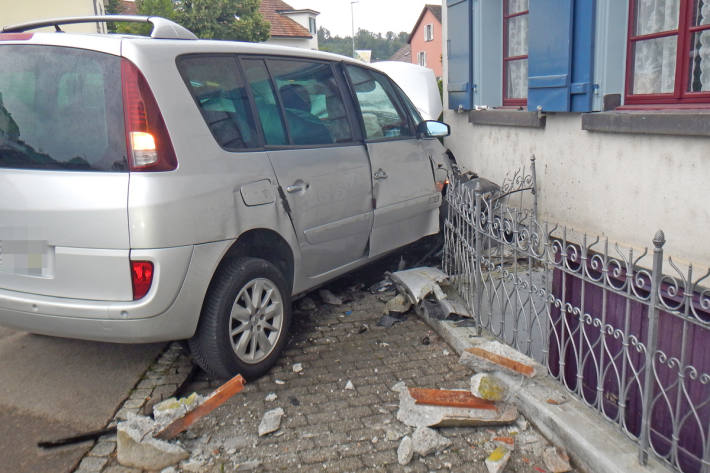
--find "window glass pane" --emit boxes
[0,45,126,171]
[178,56,259,150]
[692,0,710,26]
[687,30,710,92]
[346,65,412,140]
[634,0,679,36]
[506,0,528,15]
[631,36,677,94]
[241,58,287,146]
[506,14,528,57]
[268,59,351,145]
[505,58,528,99]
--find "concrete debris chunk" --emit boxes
[296,297,316,311]
[117,414,189,470]
[460,340,539,378]
[543,446,572,472]
[492,436,515,450]
[384,294,412,314]
[265,393,277,402]
[397,435,414,465]
[515,416,529,431]
[470,373,507,402]
[258,408,284,436]
[318,289,343,305]
[485,446,511,473]
[292,363,303,373]
[153,393,204,427]
[397,386,518,428]
[391,381,407,393]
[411,426,451,456]
[390,267,449,304]
[345,380,355,390]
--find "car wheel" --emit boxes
[189,257,292,380]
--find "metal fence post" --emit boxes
[639,229,665,464]
[474,191,483,325]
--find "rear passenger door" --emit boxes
[344,65,440,257]
[241,57,373,278]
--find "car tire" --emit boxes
[189,257,292,380]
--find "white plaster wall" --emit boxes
[443,111,710,269]
[1,0,105,32]
[274,11,318,49]
[264,36,315,50]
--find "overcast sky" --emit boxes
[286,0,438,37]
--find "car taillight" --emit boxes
[131,261,154,300]
[0,33,34,41]
[121,58,177,171]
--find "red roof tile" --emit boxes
[260,0,313,38]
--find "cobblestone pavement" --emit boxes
[80,246,574,473]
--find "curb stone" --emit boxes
[418,311,672,473]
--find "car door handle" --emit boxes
[373,169,388,180]
[286,181,309,193]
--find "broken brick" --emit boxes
[408,387,497,410]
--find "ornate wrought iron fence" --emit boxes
[442,166,710,473]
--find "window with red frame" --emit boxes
[503,0,529,106]
[626,0,710,106]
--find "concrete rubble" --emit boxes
[384,293,412,314]
[258,407,284,436]
[318,288,343,305]
[396,385,518,428]
[117,413,190,470]
[485,446,512,473]
[397,435,414,465]
[470,373,507,401]
[390,267,449,303]
[460,339,540,378]
[544,446,573,472]
[411,426,452,456]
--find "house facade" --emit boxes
[1,0,106,32]
[443,0,710,268]
[409,4,443,78]
[260,0,318,49]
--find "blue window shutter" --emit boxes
[447,0,473,110]
[527,0,574,112]
[570,0,596,112]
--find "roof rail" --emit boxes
[1,15,198,40]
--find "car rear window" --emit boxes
[0,45,127,172]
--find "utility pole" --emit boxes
[351,0,358,58]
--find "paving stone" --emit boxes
[88,440,116,457]
[75,455,109,473]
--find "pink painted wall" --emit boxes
[410,9,442,78]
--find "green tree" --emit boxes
[318,27,408,61]
[104,0,123,32]
[176,0,270,41]
[115,0,270,42]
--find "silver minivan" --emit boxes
[0,16,452,378]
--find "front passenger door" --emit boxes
[345,65,440,256]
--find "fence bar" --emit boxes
[639,230,665,464]
[474,192,483,324]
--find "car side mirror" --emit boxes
[417,120,450,138]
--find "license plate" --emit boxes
[0,240,51,277]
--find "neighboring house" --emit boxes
[260,0,319,50]
[443,0,710,268]
[389,43,412,63]
[409,4,442,78]
[0,0,106,32]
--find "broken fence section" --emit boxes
[442,167,710,473]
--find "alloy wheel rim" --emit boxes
[228,278,283,364]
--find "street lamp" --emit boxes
[351,0,359,58]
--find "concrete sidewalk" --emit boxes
[0,327,164,473]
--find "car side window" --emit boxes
[240,58,288,146]
[266,59,353,146]
[177,55,260,150]
[345,65,412,140]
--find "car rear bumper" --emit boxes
[0,241,232,343]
